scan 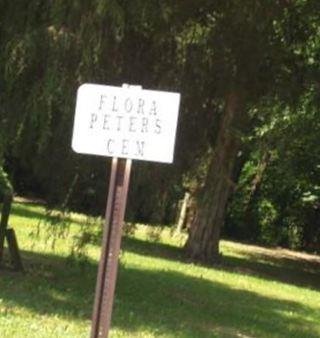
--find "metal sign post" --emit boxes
[72,82,180,338]
[91,158,131,338]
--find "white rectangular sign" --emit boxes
[72,84,180,163]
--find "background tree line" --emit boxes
[1,0,319,261]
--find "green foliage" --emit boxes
[226,89,320,252]
[0,0,185,223]
[257,199,279,246]
[1,0,320,254]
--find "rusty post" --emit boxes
[91,157,132,338]
[0,193,13,264]
[6,228,23,271]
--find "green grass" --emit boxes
[1,201,320,337]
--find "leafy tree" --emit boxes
[181,1,320,261]
[1,0,320,260]
[0,1,184,216]
[226,89,320,252]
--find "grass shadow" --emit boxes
[8,203,88,228]
[0,248,319,337]
[222,251,320,291]
[0,250,97,319]
[122,236,320,291]
[114,265,319,338]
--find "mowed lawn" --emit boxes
[0,201,320,338]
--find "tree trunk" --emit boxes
[185,91,246,262]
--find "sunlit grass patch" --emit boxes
[0,201,319,337]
